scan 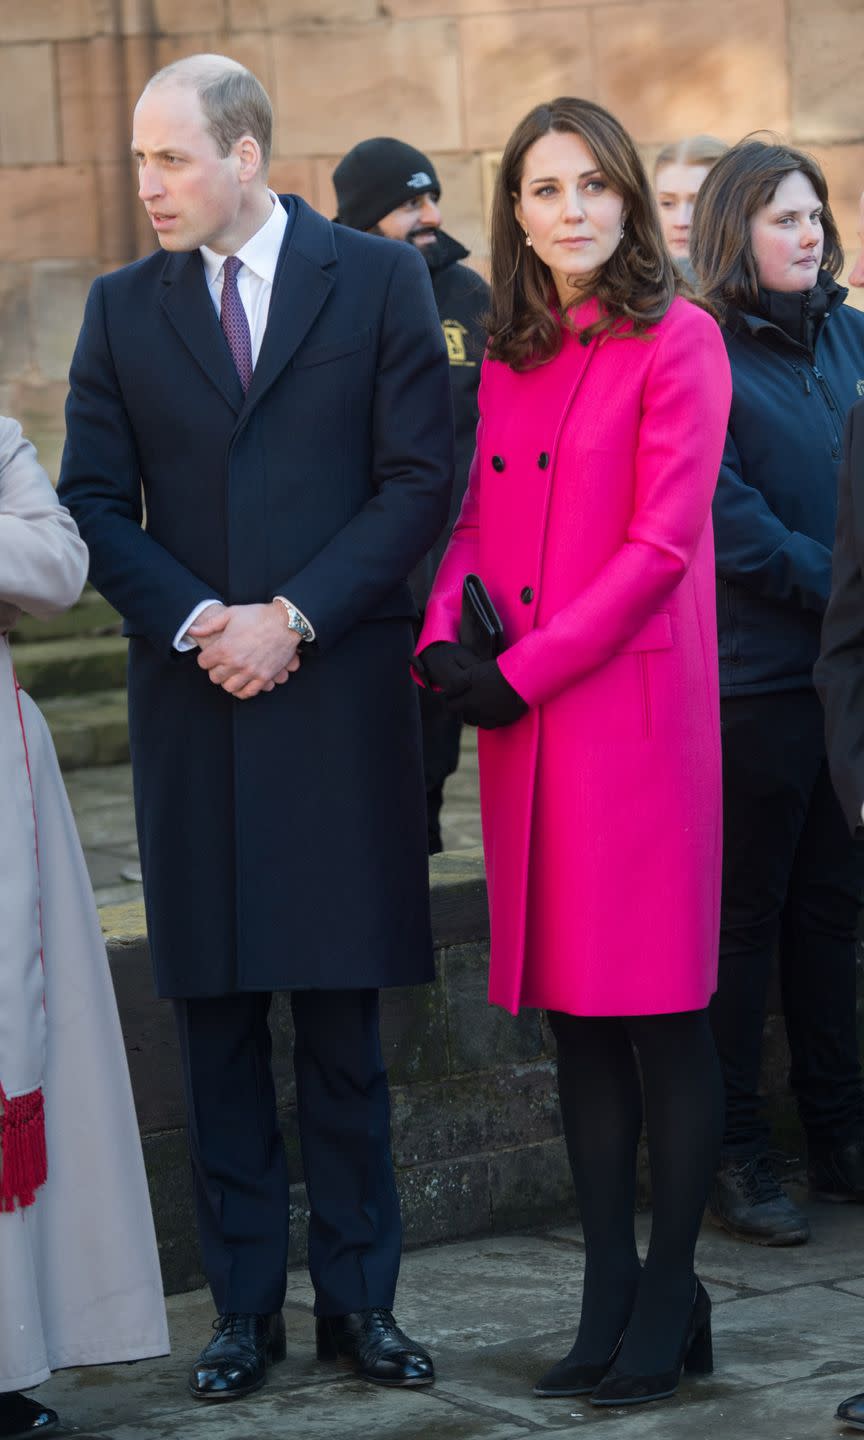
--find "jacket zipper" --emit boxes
[787,360,841,455]
[811,364,842,452]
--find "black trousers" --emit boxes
[711,690,864,1155]
[173,988,402,1317]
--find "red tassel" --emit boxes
[0,1087,47,1212]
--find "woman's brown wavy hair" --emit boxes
[486,97,684,371]
[689,139,844,321]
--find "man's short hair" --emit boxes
[146,55,273,170]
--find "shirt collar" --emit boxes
[200,191,288,287]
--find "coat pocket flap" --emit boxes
[618,612,673,653]
[293,328,371,369]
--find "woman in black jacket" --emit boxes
[690,141,864,1246]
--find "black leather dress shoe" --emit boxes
[837,1390,864,1429]
[316,1309,434,1386]
[0,1392,58,1436]
[810,1139,864,1201]
[189,1312,286,1402]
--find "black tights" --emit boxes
[548,1008,723,1375]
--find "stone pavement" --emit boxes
[33,1200,864,1440]
[67,730,482,909]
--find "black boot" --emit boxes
[189,1312,286,1401]
[708,1153,810,1245]
[0,1392,58,1436]
[809,1137,864,1202]
[316,1309,434,1386]
[589,1280,713,1407]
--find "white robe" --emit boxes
[0,417,168,1388]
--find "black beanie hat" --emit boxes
[333,138,440,232]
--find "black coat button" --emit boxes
[538,452,550,469]
[520,586,534,604]
[491,454,505,472]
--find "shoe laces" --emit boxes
[734,1153,784,1204]
[212,1313,254,1340]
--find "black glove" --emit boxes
[416,641,478,698]
[447,659,529,729]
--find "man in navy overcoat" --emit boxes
[58,54,453,1402]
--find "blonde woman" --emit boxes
[654,136,728,276]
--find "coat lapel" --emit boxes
[159,249,244,414]
[243,197,337,413]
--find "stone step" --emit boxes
[13,634,128,699]
[12,586,120,643]
[39,689,129,770]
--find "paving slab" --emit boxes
[33,1212,864,1440]
[548,1199,864,1294]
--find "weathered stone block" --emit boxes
[57,41,95,165]
[443,942,545,1073]
[155,28,277,97]
[108,935,185,1133]
[807,143,864,277]
[460,10,593,153]
[312,157,340,220]
[6,379,70,482]
[381,980,450,1086]
[141,1129,204,1296]
[13,633,129,700]
[390,1062,561,1169]
[490,1137,577,1232]
[594,0,789,146]
[0,263,33,380]
[230,0,377,24]
[287,1180,310,1267]
[390,0,623,13]
[31,261,98,381]
[268,157,317,205]
[152,0,230,33]
[0,165,99,261]
[430,151,486,260]
[791,0,864,145]
[398,1155,490,1247]
[0,1,107,43]
[429,849,488,945]
[0,44,58,165]
[272,21,462,156]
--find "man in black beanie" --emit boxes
[334,138,490,853]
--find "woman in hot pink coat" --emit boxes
[417,99,731,1409]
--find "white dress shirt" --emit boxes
[173,194,314,650]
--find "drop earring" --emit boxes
[524,230,533,248]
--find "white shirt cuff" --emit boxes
[173,599,221,652]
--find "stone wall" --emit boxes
[1,0,863,476]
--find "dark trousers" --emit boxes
[711,690,864,1156]
[173,988,402,1317]
[418,684,462,855]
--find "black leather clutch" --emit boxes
[459,573,504,661]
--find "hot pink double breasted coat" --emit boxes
[418,297,732,1016]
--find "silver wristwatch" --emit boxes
[274,597,314,643]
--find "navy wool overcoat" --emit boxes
[59,197,454,998]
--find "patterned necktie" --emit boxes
[220,255,253,393]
